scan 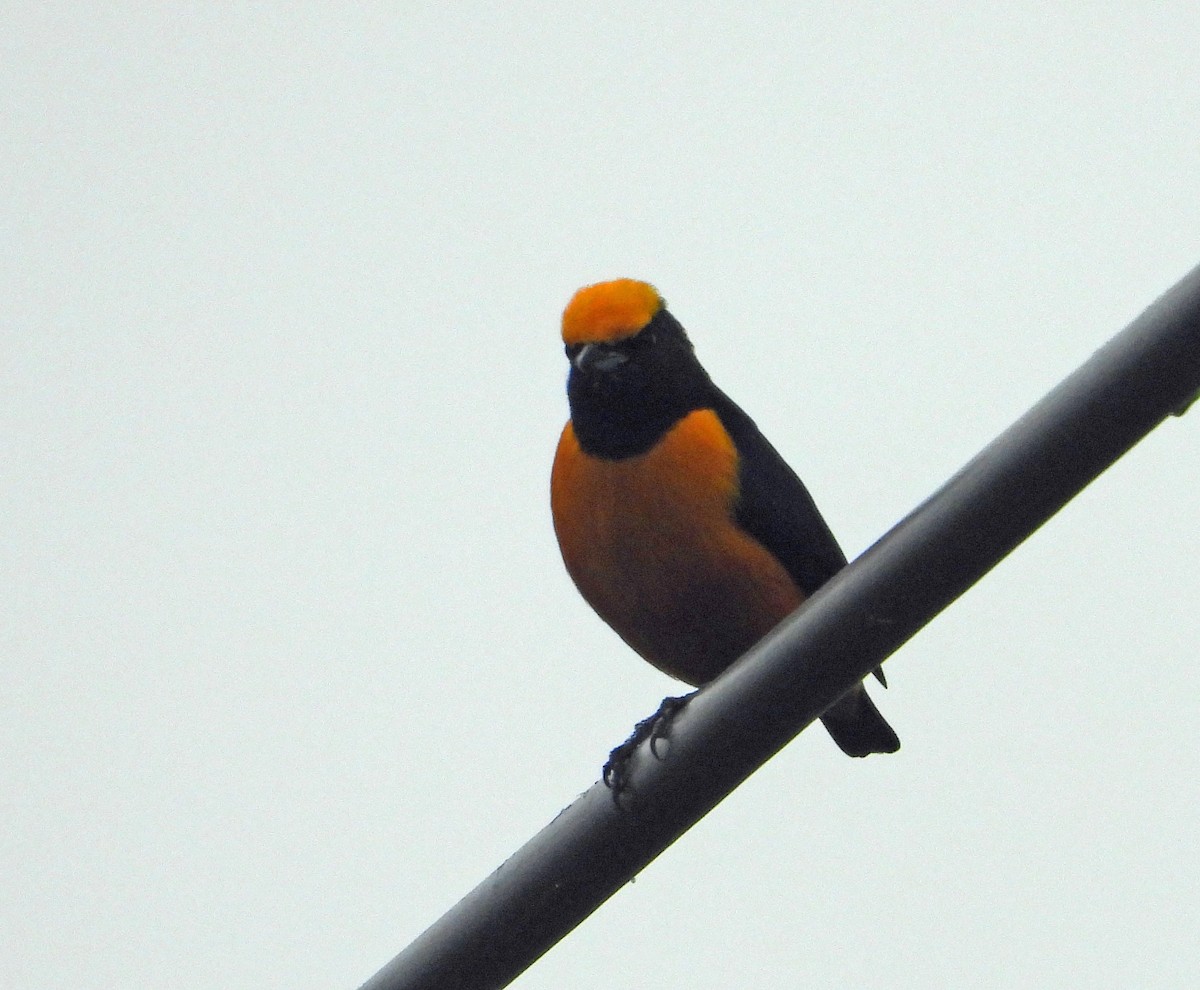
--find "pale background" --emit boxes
[3,5,1198,988]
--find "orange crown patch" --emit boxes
[562,279,663,346]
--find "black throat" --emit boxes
[566,309,716,460]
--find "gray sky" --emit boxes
[3,5,1198,988]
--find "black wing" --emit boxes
[709,389,847,597]
[711,391,888,690]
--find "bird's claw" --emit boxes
[602,693,694,804]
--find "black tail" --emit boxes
[820,683,900,757]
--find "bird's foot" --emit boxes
[603,693,693,804]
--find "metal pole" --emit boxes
[359,263,1200,990]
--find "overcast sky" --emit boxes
[4,5,1199,988]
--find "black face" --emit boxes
[566,308,715,459]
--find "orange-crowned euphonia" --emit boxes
[551,278,899,758]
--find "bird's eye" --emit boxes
[628,331,656,354]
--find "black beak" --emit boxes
[572,343,628,374]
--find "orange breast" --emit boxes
[551,409,804,685]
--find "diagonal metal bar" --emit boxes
[359,263,1200,990]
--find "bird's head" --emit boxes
[561,279,712,458]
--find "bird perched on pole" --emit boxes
[550,278,899,769]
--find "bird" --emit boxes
[550,278,899,766]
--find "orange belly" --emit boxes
[551,409,804,685]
